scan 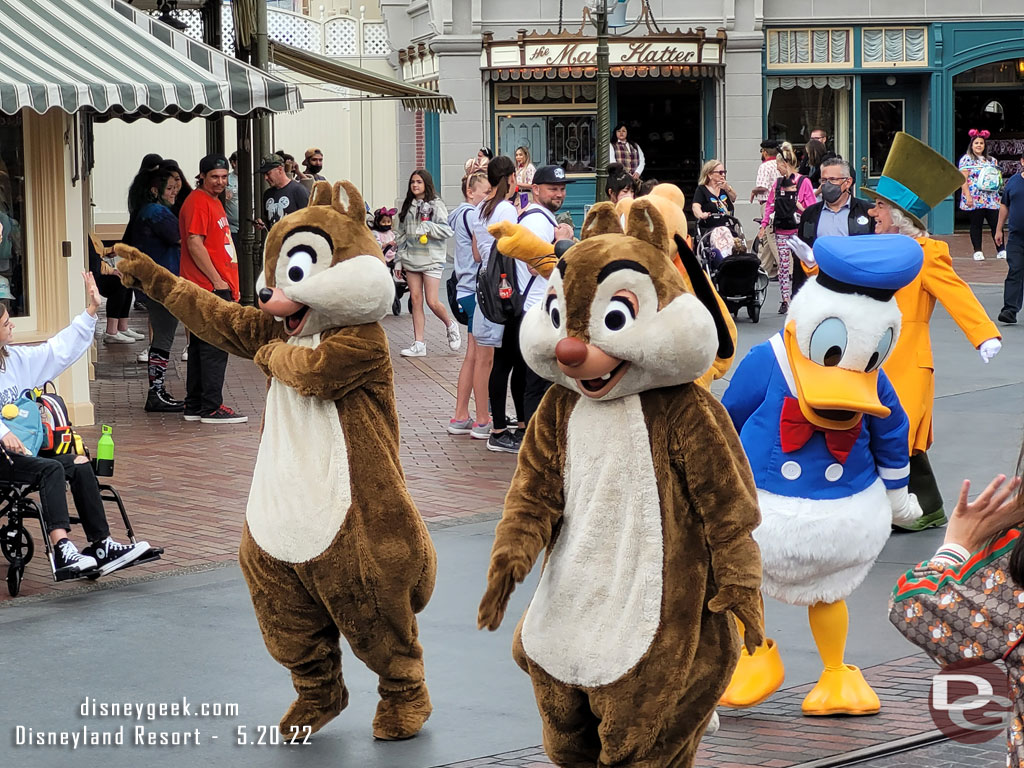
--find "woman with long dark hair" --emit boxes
[395,168,457,357]
[605,163,636,203]
[470,155,525,453]
[889,450,1023,766]
[959,130,1005,261]
[607,122,645,179]
[801,138,827,192]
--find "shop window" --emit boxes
[862,27,927,67]
[766,77,852,162]
[868,99,905,177]
[498,113,596,173]
[0,115,28,318]
[767,28,852,68]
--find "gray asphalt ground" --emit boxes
[0,283,1020,768]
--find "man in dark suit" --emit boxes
[791,157,876,293]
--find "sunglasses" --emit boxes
[712,170,727,176]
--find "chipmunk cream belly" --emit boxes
[246,333,351,564]
[521,394,663,687]
[479,199,763,768]
[112,180,435,744]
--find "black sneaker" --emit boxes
[82,537,150,576]
[53,538,98,574]
[998,310,1017,324]
[487,430,520,454]
[200,405,248,424]
[145,388,185,413]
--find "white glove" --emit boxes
[887,486,923,526]
[703,710,720,736]
[786,235,815,268]
[978,338,1002,364]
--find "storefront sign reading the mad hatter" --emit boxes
[525,41,706,67]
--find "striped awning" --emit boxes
[0,0,302,118]
[270,41,456,114]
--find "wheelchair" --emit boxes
[0,462,163,597]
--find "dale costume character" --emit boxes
[113,181,436,741]
[720,235,924,716]
[489,182,739,389]
[478,200,763,767]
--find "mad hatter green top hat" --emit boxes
[860,132,965,230]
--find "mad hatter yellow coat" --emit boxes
[882,237,999,454]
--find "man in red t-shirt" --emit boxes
[177,154,247,424]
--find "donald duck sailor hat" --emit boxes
[813,235,924,302]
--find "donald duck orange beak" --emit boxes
[783,322,890,430]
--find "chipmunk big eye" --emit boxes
[546,293,561,329]
[286,251,314,283]
[603,296,635,332]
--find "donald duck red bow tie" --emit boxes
[779,397,862,464]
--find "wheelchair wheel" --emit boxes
[407,297,413,314]
[7,564,22,597]
[748,303,761,324]
[0,523,33,565]
[392,297,401,316]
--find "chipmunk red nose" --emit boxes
[555,337,588,367]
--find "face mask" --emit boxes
[820,181,844,204]
[307,163,323,174]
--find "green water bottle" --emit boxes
[95,425,114,477]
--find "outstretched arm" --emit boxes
[673,389,764,653]
[252,324,390,400]
[478,388,568,630]
[114,244,278,359]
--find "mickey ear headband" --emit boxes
[969,129,991,139]
[377,207,397,217]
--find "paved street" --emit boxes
[0,247,1020,767]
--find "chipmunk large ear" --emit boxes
[309,181,333,207]
[674,234,735,361]
[332,181,367,225]
[624,199,670,254]
[581,202,623,239]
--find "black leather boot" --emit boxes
[145,387,185,413]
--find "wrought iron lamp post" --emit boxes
[586,0,610,204]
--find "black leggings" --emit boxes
[95,274,133,320]
[489,315,526,431]
[1,452,109,541]
[969,207,1000,252]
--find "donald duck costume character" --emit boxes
[720,235,924,716]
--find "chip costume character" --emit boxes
[860,132,1002,531]
[478,200,763,767]
[114,182,436,741]
[720,235,924,715]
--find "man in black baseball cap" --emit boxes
[517,164,577,425]
[257,153,309,231]
[199,153,229,174]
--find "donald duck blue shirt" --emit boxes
[723,332,910,500]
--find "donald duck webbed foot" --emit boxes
[801,664,880,716]
[719,639,785,708]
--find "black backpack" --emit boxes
[475,208,545,325]
[772,175,807,230]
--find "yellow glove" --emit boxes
[487,221,559,279]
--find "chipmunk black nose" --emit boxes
[258,288,273,305]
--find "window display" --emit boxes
[0,115,27,317]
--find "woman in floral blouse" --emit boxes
[959,129,1005,261]
[889,456,1022,765]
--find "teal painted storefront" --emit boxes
[764,21,1024,235]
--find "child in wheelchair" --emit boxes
[0,272,150,578]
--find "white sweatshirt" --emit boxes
[0,311,96,439]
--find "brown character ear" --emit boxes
[674,234,735,361]
[309,181,332,207]
[332,181,367,225]
[581,202,623,239]
[625,199,669,254]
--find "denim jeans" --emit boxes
[1003,234,1024,316]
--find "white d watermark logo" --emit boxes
[929,660,1012,743]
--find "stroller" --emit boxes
[695,215,768,324]
[381,242,410,316]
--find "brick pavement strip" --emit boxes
[427,655,1010,768]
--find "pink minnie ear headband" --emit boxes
[377,207,397,216]
[969,129,991,139]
